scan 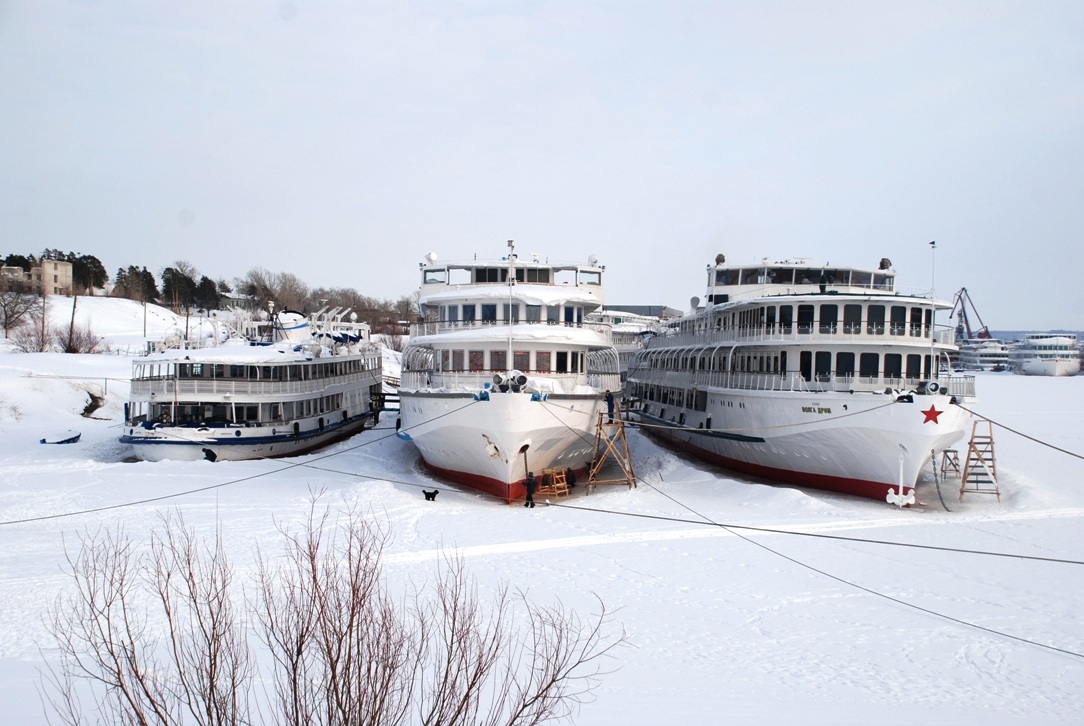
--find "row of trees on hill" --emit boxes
[2,251,418,333]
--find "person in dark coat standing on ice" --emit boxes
[605,389,615,423]
[524,471,537,508]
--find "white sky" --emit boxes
[2,1,1082,329]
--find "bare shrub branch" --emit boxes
[42,501,627,726]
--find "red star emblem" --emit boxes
[921,405,942,424]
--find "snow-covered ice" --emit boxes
[1,296,1082,725]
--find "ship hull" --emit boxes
[636,389,969,501]
[121,411,378,462]
[398,390,604,502]
[1020,358,1081,377]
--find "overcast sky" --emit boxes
[2,1,1082,330]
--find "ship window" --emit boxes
[525,305,541,322]
[765,306,776,333]
[873,273,893,291]
[890,306,907,335]
[819,304,838,334]
[469,350,484,372]
[797,305,815,334]
[556,351,569,373]
[446,305,459,323]
[799,351,812,381]
[578,270,601,286]
[859,352,879,378]
[852,270,872,288]
[815,351,832,380]
[906,354,921,378]
[525,268,550,283]
[779,305,793,333]
[514,351,530,370]
[491,350,507,371]
[424,268,446,284]
[463,304,476,323]
[502,303,520,322]
[884,353,903,379]
[714,270,733,286]
[475,267,501,283]
[767,268,792,285]
[867,305,885,335]
[822,269,844,286]
[481,304,497,323]
[451,350,464,371]
[230,365,245,378]
[741,268,760,284]
[910,307,922,336]
[843,305,862,334]
[836,352,855,377]
[536,351,551,372]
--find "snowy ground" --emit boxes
[1,296,1082,724]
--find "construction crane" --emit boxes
[948,288,992,341]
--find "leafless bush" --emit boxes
[41,516,252,726]
[381,333,406,352]
[10,313,50,352]
[42,504,626,726]
[56,322,105,354]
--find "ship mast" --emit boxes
[506,239,515,371]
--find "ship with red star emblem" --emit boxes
[627,254,977,503]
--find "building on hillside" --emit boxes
[0,260,73,295]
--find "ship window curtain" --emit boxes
[536,351,551,372]
[469,351,484,371]
[491,350,507,371]
[514,351,530,371]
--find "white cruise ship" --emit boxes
[121,308,384,461]
[625,255,977,503]
[397,243,621,502]
[956,337,1012,371]
[1010,333,1081,376]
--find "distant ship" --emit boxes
[625,254,976,503]
[121,308,384,461]
[397,243,621,502]
[1010,333,1081,376]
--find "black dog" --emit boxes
[423,489,439,501]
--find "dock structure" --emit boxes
[587,403,636,494]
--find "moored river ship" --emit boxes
[397,243,621,502]
[625,255,976,502]
[121,308,383,462]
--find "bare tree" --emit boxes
[274,272,311,312]
[42,503,627,726]
[0,278,43,337]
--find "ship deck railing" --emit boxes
[644,324,956,349]
[400,369,620,393]
[410,319,613,343]
[130,370,379,399]
[629,368,976,398]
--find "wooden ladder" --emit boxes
[959,420,1000,502]
[587,402,637,494]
